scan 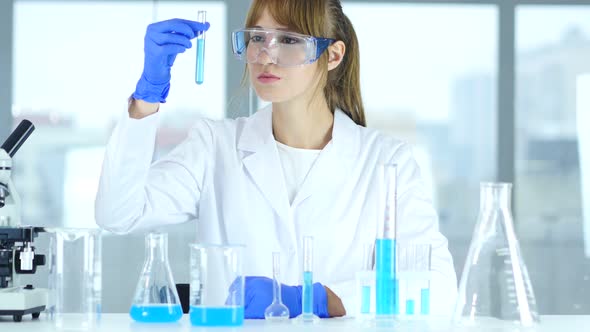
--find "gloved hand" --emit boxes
[133,18,210,103]
[242,276,329,319]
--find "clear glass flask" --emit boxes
[453,182,539,327]
[189,244,244,327]
[264,252,290,321]
[129,232,182,323]
[48,228,102,331]
[195,10,206,85]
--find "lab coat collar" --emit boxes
[237,104,361,157]
[237,104,360,219]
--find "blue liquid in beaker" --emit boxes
[129,304,183,323]
[195,38,205,84]
[189,306,244,326]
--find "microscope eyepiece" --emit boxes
[1,120,35,158]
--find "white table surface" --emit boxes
[1,314,589,331]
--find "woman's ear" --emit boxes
[327,41,346,71]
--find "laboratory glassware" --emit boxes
[453,182,539,327]
[396,243,431,318]
[264,252,290,321]
[48,228,102,330]
[195,10,206,85]
[189,244,244,327]
[295,236,319,323]
[129,232,182,323]
[375,164,397,322]
[355,242,375,320]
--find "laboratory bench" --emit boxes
[1,314,590,331]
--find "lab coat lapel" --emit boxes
[237,106,290,220]
[291,110,361,207]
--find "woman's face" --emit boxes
[248,9,321,103]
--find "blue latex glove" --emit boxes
[133,18,210,103]
[242,276,329,319]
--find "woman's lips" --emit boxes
[257,73,281,84]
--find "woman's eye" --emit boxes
[281,37,299,44]
[250,35,264,42]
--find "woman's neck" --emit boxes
[271,96,334,150]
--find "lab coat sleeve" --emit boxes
[394,142,458,316]
[95,111,213,234]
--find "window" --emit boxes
[345,3,498,278]
[516,5,590,314]
[12,1,226,228]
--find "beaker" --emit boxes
[130,232,182,323]
[189,244,244,327]
[48,228,102,330]
[453,182,539,327]
[396,243,431,318]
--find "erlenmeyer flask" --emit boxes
[130,232,183,323]
[453,182,539,327]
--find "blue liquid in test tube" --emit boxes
[195,10,206,85]
[302,271,313,315]
[297,236,318,323]
[361,286,371,314]
[421,288,430,315]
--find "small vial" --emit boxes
[195,10,206,85]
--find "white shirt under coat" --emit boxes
[95,104,458,316]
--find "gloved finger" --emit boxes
[147,19,198,39]
[158,44,188,56]
[167,54,177,67]
[176,19,210,35]
[150,32,193,49]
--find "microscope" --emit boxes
[0,120,48,322]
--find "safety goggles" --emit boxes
[231,28,335,67]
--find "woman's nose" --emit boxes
[254,48,276,65]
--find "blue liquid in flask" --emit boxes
[129,304,183,323]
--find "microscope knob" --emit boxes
[34,254,46,266]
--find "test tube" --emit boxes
[375,164,397,321]
[396,243,431,318]
[195,10,206,85]
[356,242,375,320]
[297,236,318,323]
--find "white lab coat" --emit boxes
[95,104,457,316]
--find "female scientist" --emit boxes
[95,0,457,319]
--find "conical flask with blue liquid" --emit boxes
[130,232,183,323]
